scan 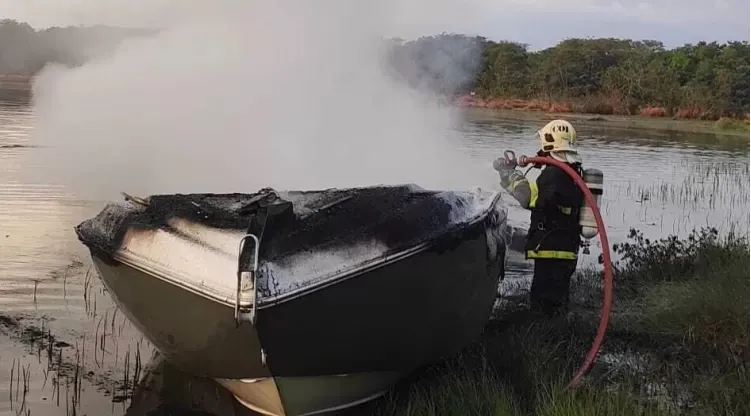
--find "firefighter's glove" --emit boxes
[500,170,524,189]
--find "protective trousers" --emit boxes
[530,258,577,316]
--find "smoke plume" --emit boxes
[25,0,490,201]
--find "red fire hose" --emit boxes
[515,154,614,390]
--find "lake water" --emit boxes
[1,102,748,416]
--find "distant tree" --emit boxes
[0,19,40,73]
[387,33,486,95]
[0,19,156,75]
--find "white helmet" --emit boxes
[538,119,581,163]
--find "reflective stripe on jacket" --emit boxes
[501,163,584,260]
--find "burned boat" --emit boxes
[75,184,511,416]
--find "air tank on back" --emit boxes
[579,168,604,239]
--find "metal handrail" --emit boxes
[235,234,260,327]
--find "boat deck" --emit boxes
[76,185,506,306]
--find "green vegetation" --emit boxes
[715,117,750,132]
[353,228,749,415]
[479,39,748,118]
[389,35,750,119]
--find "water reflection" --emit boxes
[0,89,30,104]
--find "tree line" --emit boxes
[388,34,750,118]
[0,19,154,74]
[1,19,748,117]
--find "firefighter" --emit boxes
[493,119,584,317]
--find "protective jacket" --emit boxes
[502,162,584,260]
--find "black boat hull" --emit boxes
[256,216,504,377]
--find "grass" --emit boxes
[715,117,750,132]
[352,227,749,416]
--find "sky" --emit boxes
[0,0,748,49]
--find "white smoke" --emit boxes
[25,0,492,200]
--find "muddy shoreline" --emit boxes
[453,94,750,136]
[462,107,750,138]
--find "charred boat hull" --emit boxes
[78,185,510,415]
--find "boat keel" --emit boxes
[216,371,402,416]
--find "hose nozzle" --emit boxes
[502,149,533,167]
